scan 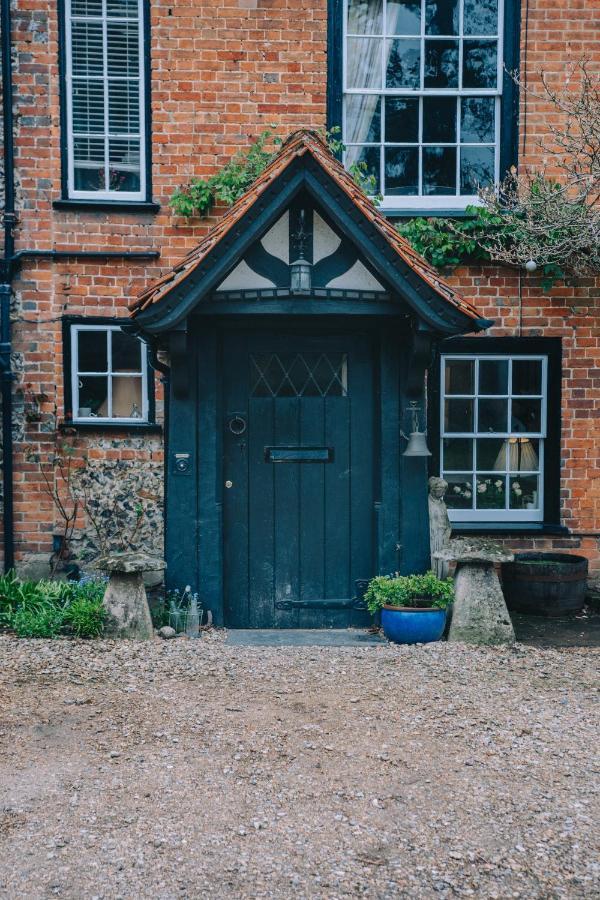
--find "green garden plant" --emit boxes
[364,571,454,615]
[1,573,107,639]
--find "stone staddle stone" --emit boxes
[96,553,166,641]
[435,539,515,646]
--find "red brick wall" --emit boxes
[2,0,599,576]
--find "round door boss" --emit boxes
[228,415,247,435]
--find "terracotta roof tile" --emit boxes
[129,130,483,323]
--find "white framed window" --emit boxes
[64,0,146,201]
[343,0,502,210]
[440,354,547,522]
[70,325,149,423]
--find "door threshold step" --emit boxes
[225,629,386,647]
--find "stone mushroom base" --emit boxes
[103,572,155,640]
[97,552,166,641]
[435,539,515,646]
[449,560,515,646]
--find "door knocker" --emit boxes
[228,415,247,436]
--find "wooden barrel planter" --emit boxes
[501,553,588,617]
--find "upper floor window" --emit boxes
[342,0,505,210]
[63,0,147,201]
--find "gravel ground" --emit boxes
[0,633,598,899]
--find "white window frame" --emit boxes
[440,354,547,523]
[64,0,147,201]
[342,0,503,210]
[70,324,149,423]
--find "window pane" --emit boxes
[72,0,102,13]
[511,398,542,433]
[512,359,542,395]
[112,330,143,372]
[479,359,508,394]
[78,330,108,372]
[443,438,473,470]
[461,146,495,194]
[112,376,143,418]
[384,147,418,194]
[108,139,141,192]
[463,0,498,36]
[445,475,474,509]
[424,40,459,88]
[386,39,421,88]
[423,97,457,143]
[445,359,474,394]
[498,438,540,472]
[463,39,498,89]
[476,437,505,470]
[347,0,383,34]
[108,81,140,133]
[346,95,381,143]
[423,146,456,195]
[346,145,381,192]
[347,38,383,88]
[78,376,109,417]
[106,0,139,16]
[510,475,540,510]
[74,166,105,192]
[72,81,105,133]
[425,0,459,34]
[71,22,104,76]
[476,475,506,509]
[106,22,139,77]
[478,398,508,432]
[385,97,419,143]
[461,97,495,143]
[445,398,473,432]
[387,0,421,34]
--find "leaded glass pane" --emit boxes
[250,354,349,398]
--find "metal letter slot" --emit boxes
[264,447,333,463]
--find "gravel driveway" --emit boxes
[0,634,598,899]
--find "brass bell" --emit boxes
[403,430,432,457]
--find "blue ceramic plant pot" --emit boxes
[381,604,447,644]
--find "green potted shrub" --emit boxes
[364,571,454,644]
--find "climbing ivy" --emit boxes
[169,127,379,219]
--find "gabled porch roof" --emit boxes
[129,130,492,335]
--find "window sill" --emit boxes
[384,208,476,219]
[60,422,162,435]
[53,199,161,214]
[451,523,569,536]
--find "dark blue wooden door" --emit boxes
[223,331,375,628]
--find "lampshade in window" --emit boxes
[493,437,538,472]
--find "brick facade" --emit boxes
[1,0,599,576]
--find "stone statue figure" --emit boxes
[428,476,452,579]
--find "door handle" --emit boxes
[225,480,233,489]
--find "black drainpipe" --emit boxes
[0,0,159,572]
[1,0,16,572]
